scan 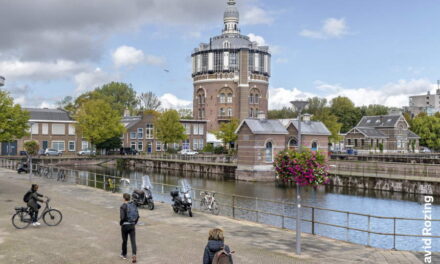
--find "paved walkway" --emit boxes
[0,168,433,264]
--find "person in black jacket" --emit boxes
[120,193,139,263]
[203,228,233,264]
[25,184,45,227]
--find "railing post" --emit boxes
[232,195,235,219]
[393,217,396,250]
[312,207,315,235]
[367,215,371,246]
[346,212,350,242]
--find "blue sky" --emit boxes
[1,0,439,109]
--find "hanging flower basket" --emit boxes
[274,149,329,187]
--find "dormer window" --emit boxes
[387,118,392,122]
[223,41,231,49]
[375,120,380,123]
[366,120,371,124]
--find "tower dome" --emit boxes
[223,0,240,34]
[224,0,239,20]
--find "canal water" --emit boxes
[67,165,440,252]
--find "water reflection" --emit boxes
[70,165,440,251]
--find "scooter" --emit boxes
[132,176,155,210]
[170,179,193,217]
[17,162,29,174]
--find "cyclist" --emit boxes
[24,184,45,227]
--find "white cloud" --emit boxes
[112,46,145,68]
[0,59,88,81]
[269,79,436,109]
[300,18,348,39]
[39,101,57,109]
[159,93,192,109]
[112,45,165,68]
[74,68,117,94]
[242,6,273,25]
[247,33,266,46]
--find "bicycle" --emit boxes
[57,170,66,182]
[12,197,63,229]
[200,191,220,215]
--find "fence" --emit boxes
[142,153,237,164]
[329,160,440,179]
[1,158,439,251]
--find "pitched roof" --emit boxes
[407,130,420,139]
[357,115,402,128]
[279,119,331,136]
[236,119,288,135]
[25,108,73,121]
[121,116,141,129]
[355,127,388,138]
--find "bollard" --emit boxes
[312,207,315,235]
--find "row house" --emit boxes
[1,108,88,155]
[122,113,207,153]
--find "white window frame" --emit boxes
[42,123,49,135]
[130,132,136,139]
[31,123,39,135]
[137,128,144,139]
[146,124,154,139]
[81,141,89,150]
[52,124,65,135]
[137,141,143,151]
[68,124,75,135]
[52,141,65,151]
[184,124,191,135]
[68,141,76,151]
[156,141,163,152]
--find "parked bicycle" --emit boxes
[12,197,63,229]
[200,191,220,215]
[36,166,50,178]
[57,170,66,182]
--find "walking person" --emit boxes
[203,228,233,264]
[23,184,45,227]
[120,193,139,263]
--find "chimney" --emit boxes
[302,113,312,122]
[257,111,266,120]
[123,108,130,117]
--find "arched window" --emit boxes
[249,93,254,104]
[288,138,298,149]
[254,94,259,104]
[265,141,273,162]
[219,108,225,117]
[311,141,318,151]
[249,88,260,104]
[227,108,232,117]
[196,88,205,105]
[227,93,233,103]
[223,41,231,49]
[219,93,226,103]
[249,108,254,118]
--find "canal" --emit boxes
[67,165,440,252]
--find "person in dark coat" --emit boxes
[25,184,45,226]
[120,193,139,263]
[203,228,233,264]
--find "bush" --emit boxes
[214,146,227,154]
[201,144,214,153]
[166,148,179,154]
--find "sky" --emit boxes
[1,0,440,110]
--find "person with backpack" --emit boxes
[203,228,233,264]
[120,193,139,263]
[23,184,45,227]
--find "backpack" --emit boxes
[126,202,139,224]
[212,249,232,264]
[23,191,32,203]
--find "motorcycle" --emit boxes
[132,176,155,210]
[170,179,193,217]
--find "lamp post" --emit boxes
[29,122,34,182]
[290,99,309,255]
[0,76,5,87]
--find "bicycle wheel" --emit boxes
[43,209,63,226]
[211,201,220,215]
[12,211,32,229]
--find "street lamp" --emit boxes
[0,76,4,87]
[290,99,309,255]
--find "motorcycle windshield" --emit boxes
[179,179,191,193]
[141,176,153,190]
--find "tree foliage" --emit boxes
[138,92,161,111]
[268,107,296,119]
[312,108,342,143]
[329,96,361,133]
[154,110,187,147]
[96,136,122,151]
[305,97,327,116]
[358,104,389,117]
[24,141,39,156]
[213,119,239,148]
[178,109,193,119]
[75,99,125,146]
[0,90,29,142]
[411,114,440,151]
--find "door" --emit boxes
[1,141,17,155]
[147,142,152,153]
[42,141,48,151]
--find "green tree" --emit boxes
[56,96,75,113]
[0,90,29,142]
[97,82,138,115]
[411,114,440,151]
[358,104,389,117]
[329,96,361,133]
[268,107,296,119]
[214,119,239,149]
[154,110,187,149]
[312,109,342,143]
[24,141,39,156]
[75,99,125,147]
[305,97,327,116]
[95,136,122,151]
[178,109,193,119]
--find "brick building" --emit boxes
[1,108,86,156]
[122,113,207,153]
[344,114,420,153]
[235,114,331,181]
[191,0,271,131]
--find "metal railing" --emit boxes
[331,153,440,164]
[1,159,439,251]
[329,160,440,179]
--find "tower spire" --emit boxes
[223,0,240,34]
